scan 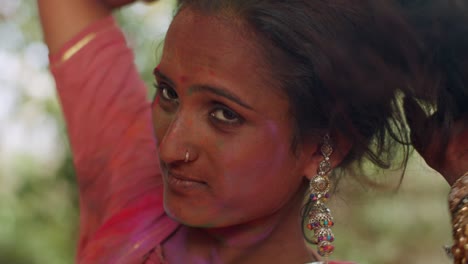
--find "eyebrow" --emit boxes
[153,68,254,111]
[153,68,175,87]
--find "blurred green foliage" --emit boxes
[0,1,451,263]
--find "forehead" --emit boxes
[161,8,267,76]
[159,8,291,120]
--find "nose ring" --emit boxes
[184,150,190,163]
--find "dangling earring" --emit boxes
[307,134,335,261]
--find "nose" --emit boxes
[158,111,198,165]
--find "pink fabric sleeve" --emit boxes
[49,16,178,263]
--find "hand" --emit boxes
[99,0,158,9]
[404,97,468,185]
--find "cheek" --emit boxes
[218,149,299,219]
[151,104,171,144]
[227,126,297,193]
[222,136,290,187]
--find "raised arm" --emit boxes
[38,0,178,262]
[38,0,111,54]
[38,0,155,53]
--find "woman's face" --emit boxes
[152,8,315,228]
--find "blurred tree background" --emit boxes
[0,0,452,263]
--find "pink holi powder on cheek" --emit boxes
[265,121,292,165]
[152,95,160,107]
[264,120,280,138]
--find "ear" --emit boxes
[302,132,353,181]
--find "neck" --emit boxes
[164,187,318,264]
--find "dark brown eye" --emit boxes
[161,86,178,101]
[210,108,241,124]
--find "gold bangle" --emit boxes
[61,33,96,63]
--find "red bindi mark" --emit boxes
[180,76,188,83]
[209,70,215,76]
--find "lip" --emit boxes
[164,171,207,192]
[169,171,206,183]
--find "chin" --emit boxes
[163,189,207,227]
[163,194,234,229]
